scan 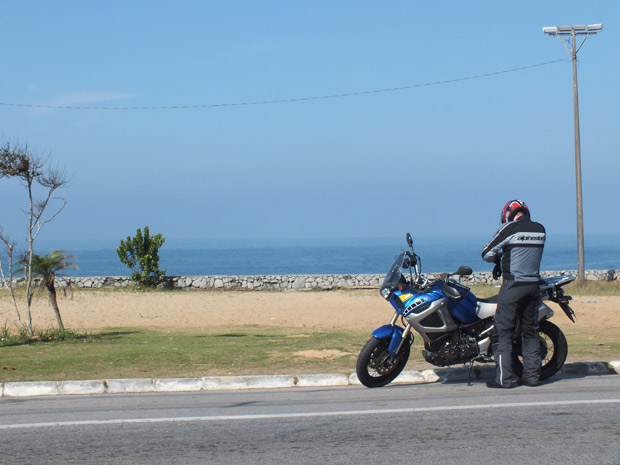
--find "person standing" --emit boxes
[481,200,546,388]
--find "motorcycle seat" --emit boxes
[476,300,497,319]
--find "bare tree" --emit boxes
[0,142,69,336]
[0,230,24,328]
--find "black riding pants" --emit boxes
[494,280,541,386]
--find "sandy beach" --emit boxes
[1,289,618,333]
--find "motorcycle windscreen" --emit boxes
[382,251,407,289]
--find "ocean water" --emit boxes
[29,233,619,278]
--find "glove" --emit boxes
[492,261,502,280]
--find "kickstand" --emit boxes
[467,362,474,386]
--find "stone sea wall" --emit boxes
[6,269,615,291]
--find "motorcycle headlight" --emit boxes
[380,288,391,300]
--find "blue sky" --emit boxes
[1,0,618,247]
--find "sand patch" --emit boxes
[0,289,618,334]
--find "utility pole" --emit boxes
[542,24,603,282]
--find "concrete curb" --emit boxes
[1,361,618,398]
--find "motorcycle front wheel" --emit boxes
[512,319,568,381]
[356,337,410,388]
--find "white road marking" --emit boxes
[2,398,619,430]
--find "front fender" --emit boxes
[371,324,405,356]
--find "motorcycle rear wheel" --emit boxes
[356,337,410,388]
[512,319,568,381]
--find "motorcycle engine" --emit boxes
[423,337,479,367]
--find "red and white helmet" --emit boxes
[501,200,529,223]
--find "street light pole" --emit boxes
[542,24,603,282]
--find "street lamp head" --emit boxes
[543,23,603,36]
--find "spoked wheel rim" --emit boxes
[356,336,411,387]
[367,341,399,377]
[512,320,568,381]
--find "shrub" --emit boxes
[117,227,166,287]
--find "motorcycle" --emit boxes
[356,233,576,388]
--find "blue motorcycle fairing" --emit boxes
[431,281,479,324]
[371,324,405,356]
[389,289,440,315]
[448,290,478,323]
[389,283,478,324]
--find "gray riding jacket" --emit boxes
[481,216,546,282]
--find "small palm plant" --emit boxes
[19,250,77,331]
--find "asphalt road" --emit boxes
[1,375,619,465]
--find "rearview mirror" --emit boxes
[455,266,472,276]
[406,233,413,249]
